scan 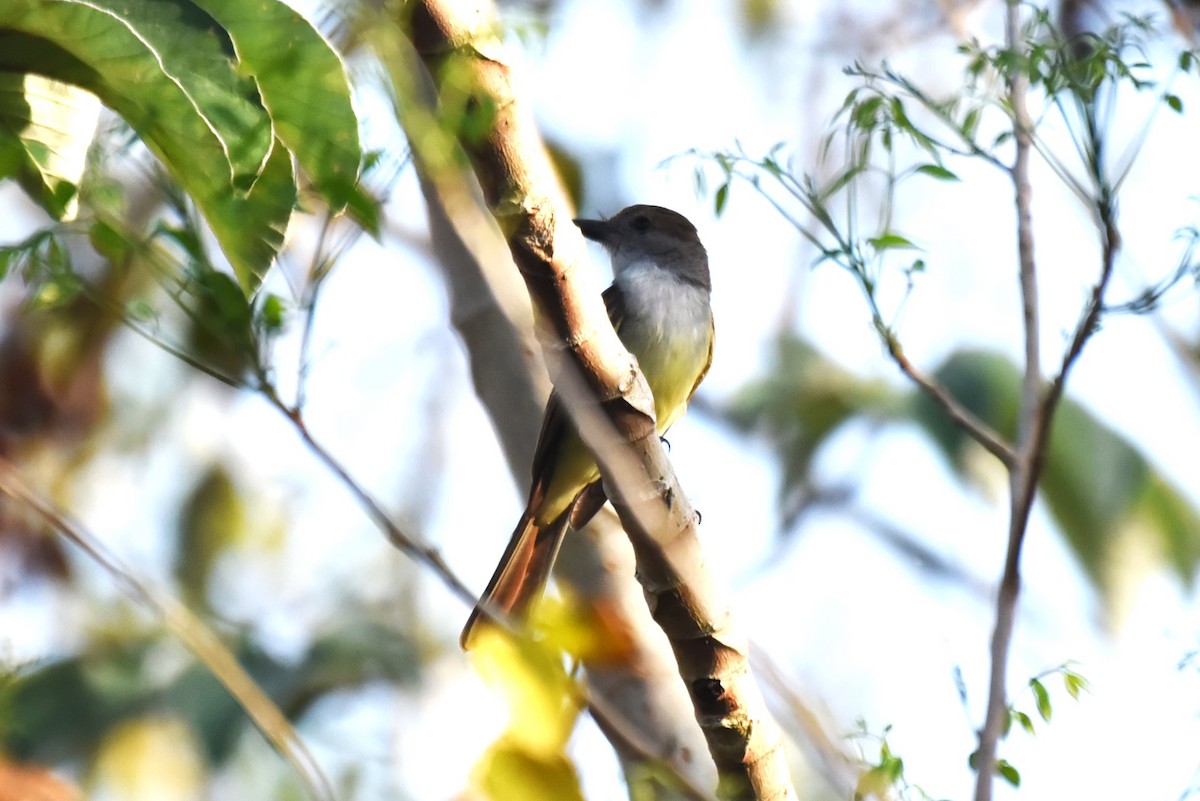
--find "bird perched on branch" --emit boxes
[461,204,714,649]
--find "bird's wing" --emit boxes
[526,284,626,501]
[600,282,627,332]
[687,313,714,402]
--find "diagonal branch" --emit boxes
[882,334,1016,467]
[400,1,796,798]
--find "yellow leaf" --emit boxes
[469,627,580,754]
[473,739,585,801]
[87,717,204,801]
[530,593,635,666]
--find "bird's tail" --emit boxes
[460,509,571,650]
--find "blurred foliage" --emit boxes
[738,0,782,40]
[915,350,1200,596]
[727,337,1200,608]
[0,2,408,796]
[175,465,250,612]
[88,715,204,801]
[2,620,421,768]
[470,629,586,801]
[726,336,901,498]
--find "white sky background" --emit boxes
[4,0,1200,799]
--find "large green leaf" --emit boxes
[0,0,292,293]
[193,0,378,231]
[0,0,385,295]
[913,349,1200,598]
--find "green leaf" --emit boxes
[184,268,259,377]
[258,294,287,334]
[0,0,294,294]
[915,163,960,181]
[868,232,919,251]
[820,164,865,200]
[1030,678,1052,722]
[715,182,730,215]
[1014,710,1035,735]
[961,106,981,140]
[996,759,1020,788]
[851,95,884,131]
[1165,93,1184,113]
[88,221,131,264]
[190,0,378,232]
[1063,670,1089,700]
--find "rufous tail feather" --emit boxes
[460,509,571,650]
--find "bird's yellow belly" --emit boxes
[534,319,710,525]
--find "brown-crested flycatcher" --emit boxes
[461,204,714,649]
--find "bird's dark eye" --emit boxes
[630,214,651,233]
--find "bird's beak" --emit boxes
[573,217,611,243]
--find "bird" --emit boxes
[460,204,714,649]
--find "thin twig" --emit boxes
[974,4,1041,800]
[255,383,480,610]
[725,154,1016,468]
[976,7,1127,799]
[882,335,1016,467]
[295,214,334,412]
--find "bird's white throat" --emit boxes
[614,259,711,345]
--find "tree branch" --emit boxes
[882,335,1016,467]
[975,8,1122,800]
[974,4,1041,798]
[400,1,796,798]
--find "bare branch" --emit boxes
[882,334,1016,467]
[974,3,1042,798]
